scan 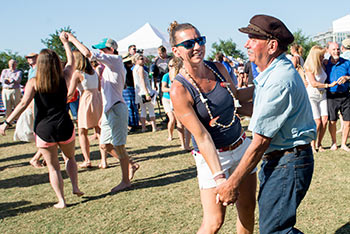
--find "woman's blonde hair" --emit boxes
[303,45,326,76]
[132,53,143,64]
[73,51,94,75]
[169,57,183,76]
[35,49,63,93]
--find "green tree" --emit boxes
[41,26,76,62]
[290,29,318,60]
[209,38,246,60]
[0,50,29,84]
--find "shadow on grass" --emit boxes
[0,153,33,163]
[0,161,30,171]
[0,200,54,219]
[131,166,196,189]
[335,223,350,234]
[0,141,30,148]
[79,166,196,204]
[0,172,52,189]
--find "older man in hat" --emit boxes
[0,59,23,118]
[341,38,350,60]
[66,34,139,192]
[25,53,38,80]
[216,14,316,234]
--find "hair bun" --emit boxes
[168,21,178,33]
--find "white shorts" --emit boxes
[307,89,328,119]
[192,137,257,189]
[162,98,173,113]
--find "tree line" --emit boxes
[0,27,317,85]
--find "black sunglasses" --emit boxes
[175,36,206,49]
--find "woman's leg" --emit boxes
[176,120,191,150]
[236,173,257,234]
[95,126,108,168]
[166,111,176,140]
[312,118,321,153]
[198,188,226,234]
[147,102,157,132]
[318,116,328,152]
[30,149,44,168]
[40,145,66,208]
[78,128,91,167]
[139,103,147,131]
[59,140,84,197]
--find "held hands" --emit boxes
[336,76,350,85]
[215,179,239,206]
[59,31,69,44]
[329,81,338,88]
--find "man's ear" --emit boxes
[268,40,279,55]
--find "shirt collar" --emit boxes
[253,53,286,87]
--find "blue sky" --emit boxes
[1,0,349,57]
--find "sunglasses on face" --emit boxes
[175,36,206,49]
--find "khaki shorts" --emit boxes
[100,102,128,147]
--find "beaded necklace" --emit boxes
[185,62,237,128]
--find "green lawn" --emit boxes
[0,117,349,233]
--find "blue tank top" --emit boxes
[175,61,241,151]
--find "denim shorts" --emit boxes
[192,137,257,189]
[100,102,128,147]
[258,147,314,234]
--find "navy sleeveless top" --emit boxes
[175,61,241,151]
[34,80,74,142]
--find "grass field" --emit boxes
[0,115,349,234]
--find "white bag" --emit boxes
[13,107,35,142]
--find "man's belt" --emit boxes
[262,144,311,161]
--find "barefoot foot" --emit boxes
[98,162,108,169]
[318,146,326,152]
[129,163,140,180]
[110,181,131,193]
[73,189,84,197]
[79,161,92,168]
[30,159,44,168]
[341,145,350,152]
[54,202,66,209]
[330,144,338,151]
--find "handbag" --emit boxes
[141,93,154,103]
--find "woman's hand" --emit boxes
[146,94,151,101]
[66,32,75,42]
[329,81,338,87]
[59,32,68,44]
[0,123,7,136]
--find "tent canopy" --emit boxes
[118,23,171,56]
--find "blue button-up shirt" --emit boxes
[248,54,316,153]
[325,57,350,93]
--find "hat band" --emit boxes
[248,24,277,40]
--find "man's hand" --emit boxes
[215,179,239,206]
[337,76,350,85]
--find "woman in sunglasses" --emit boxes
[169,21,256,233]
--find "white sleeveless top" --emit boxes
[77,71,99,92]
[306,68,327,99]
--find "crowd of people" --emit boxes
[1,13,350,233]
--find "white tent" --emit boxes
[118,22,171,56]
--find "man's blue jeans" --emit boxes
[258,147,314,234]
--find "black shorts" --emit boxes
[327,92,350,121]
